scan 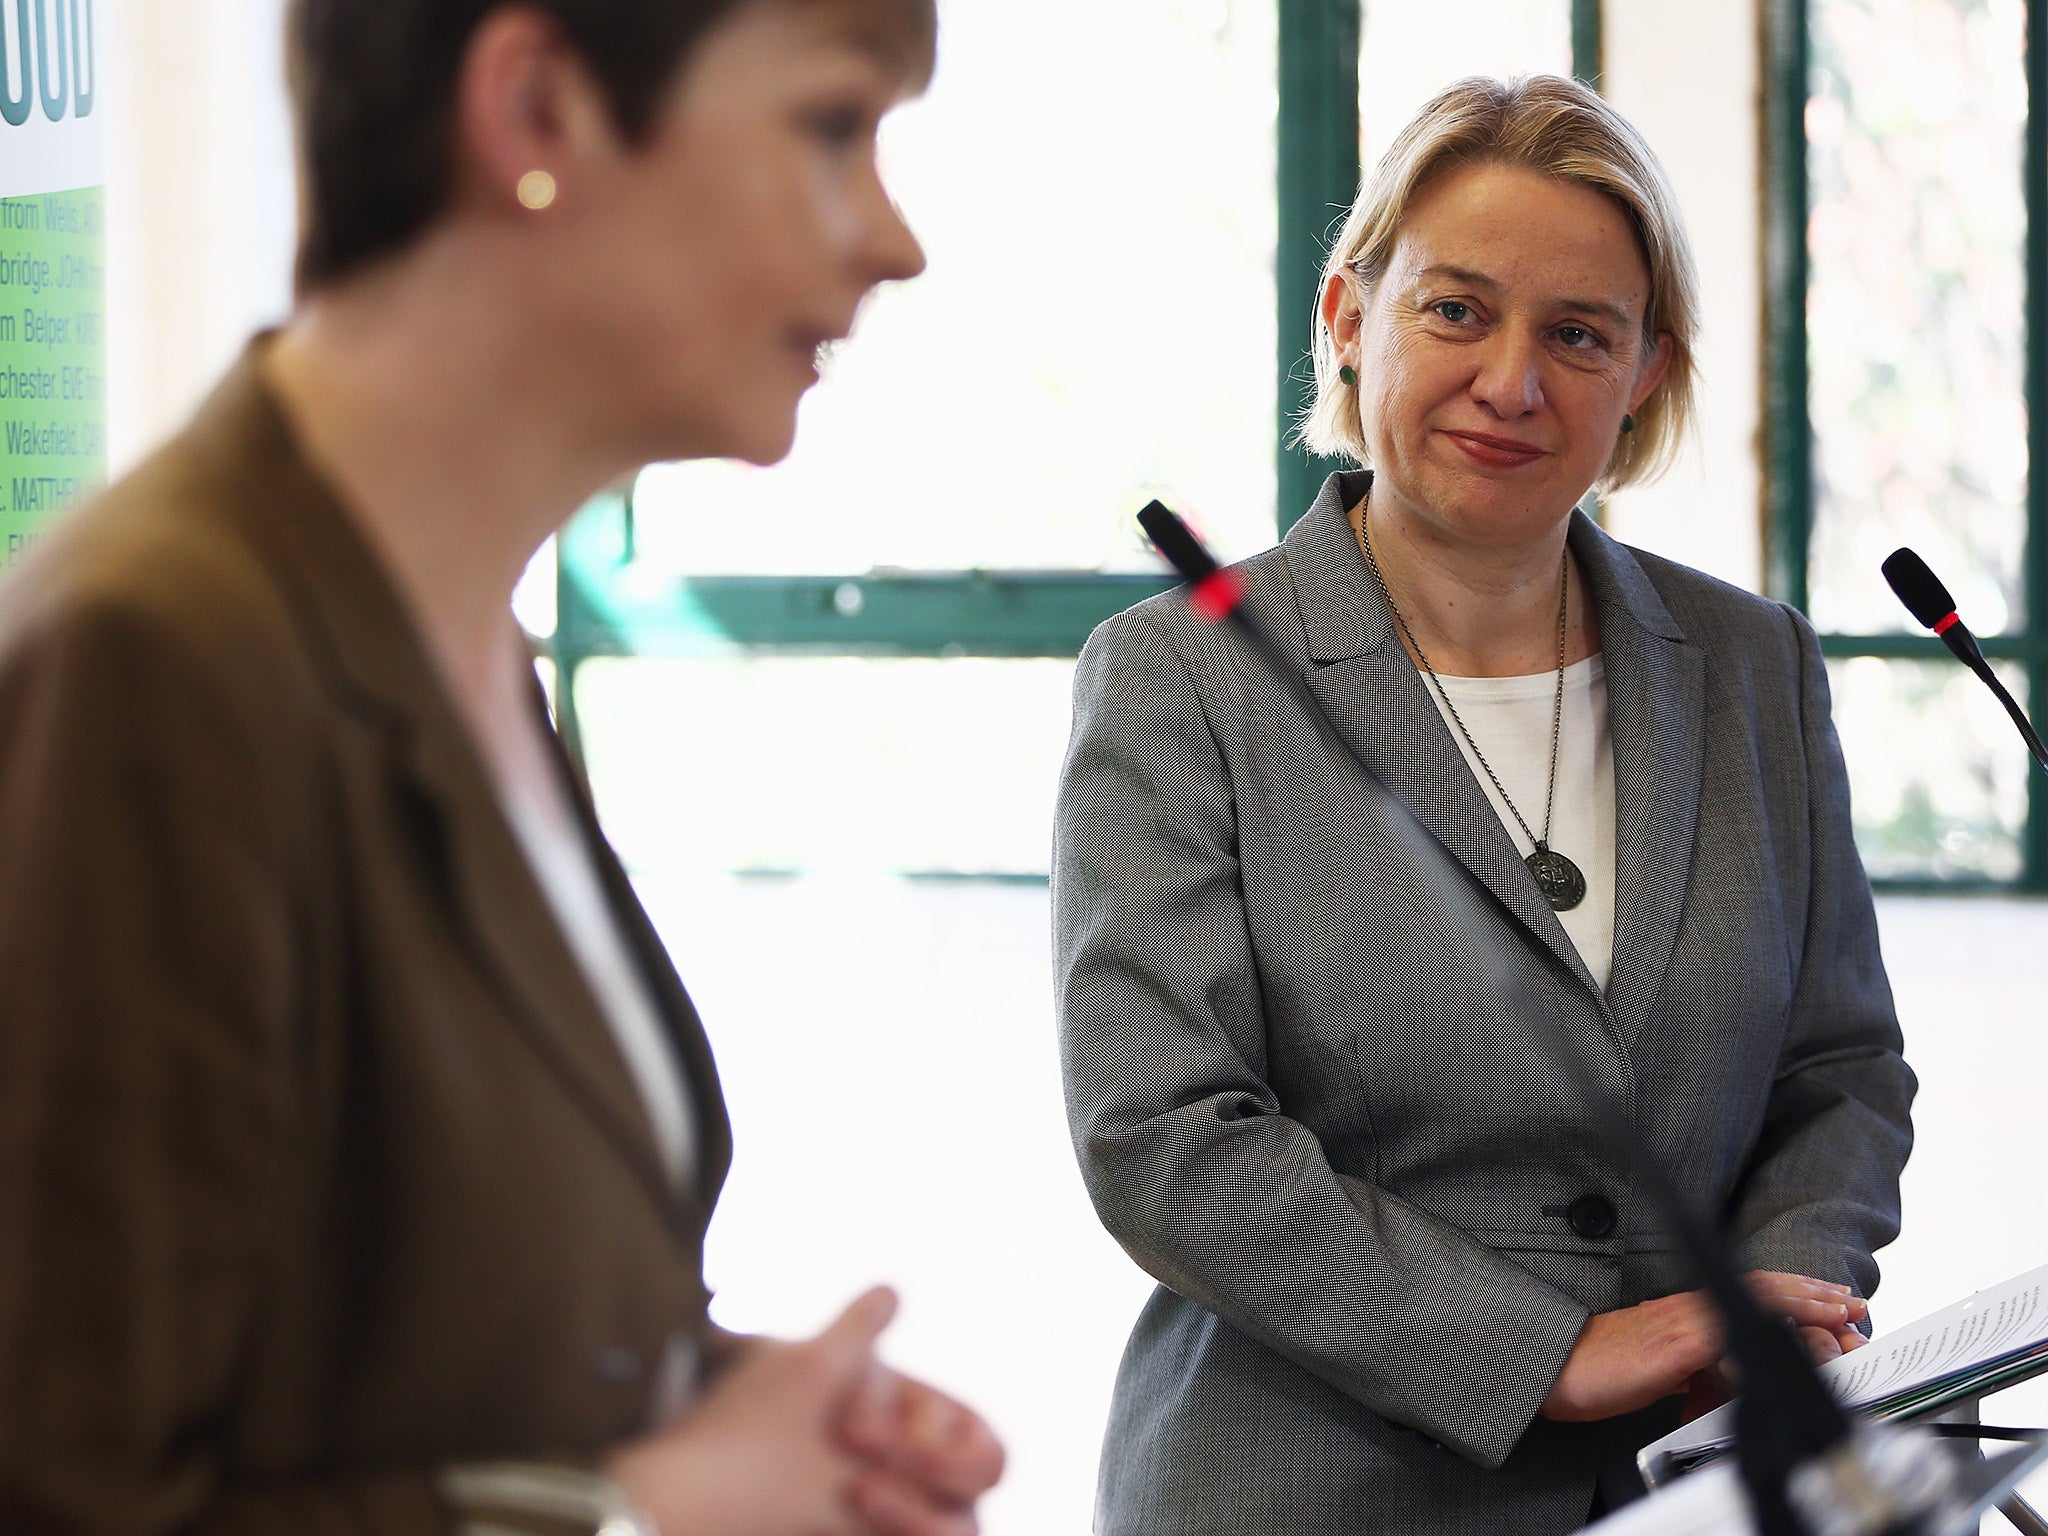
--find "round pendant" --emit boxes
[1526,847,1587,912]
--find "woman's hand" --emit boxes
[1747,1270,1867,1335]
[838,1364,1005,1534]
[1746,1270,1869,1372]
[606,1287,999,1536]
[1541,1271,1867,1423]
[1540,1289,1724,1422]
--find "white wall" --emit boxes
[1601,0,1764,590]
[104,0,294,474]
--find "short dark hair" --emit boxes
[286,0,936,292]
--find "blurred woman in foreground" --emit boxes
[0,2,1000,1533]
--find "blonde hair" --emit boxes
[1300,74,1700,492]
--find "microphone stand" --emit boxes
[1914,625,2048,777]
[1873,548,2048,1532]
[1134,500,2015,1536]
[1933,651,2048,774]
[1964,665,2048,776]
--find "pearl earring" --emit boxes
[516,170,558,211]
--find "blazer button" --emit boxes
[1567,1194,1617,1240]
[592,1346,647,1384]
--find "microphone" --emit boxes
[1882,548,2048,773]
[1138,500,1984,1536]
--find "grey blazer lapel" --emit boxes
[1570,513,1706,1045]
[1286,473,1604,998]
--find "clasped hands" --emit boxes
[608,1287,1005,1536]
[1540,1270,1868,1424]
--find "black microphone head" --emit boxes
[1137,500,1220,583]
[1882,547,1958,630]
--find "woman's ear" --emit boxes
[449,6,615,217]
[1320,270,1363,355]
[1630,330,1674,413]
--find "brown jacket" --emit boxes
[0,351,732,1533]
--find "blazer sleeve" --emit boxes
[1053,608,1590,1472]
[1725,605,1916,1303]
[0,596,461,1536]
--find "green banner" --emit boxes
[0,185,102,572]
[0,0,105,574]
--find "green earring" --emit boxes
[1339,364,1358,387]
[1621,413,1636,434]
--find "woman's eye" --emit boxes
[804,106,873,148]
[1433,300,1475,324]
[1556,324,1600,350]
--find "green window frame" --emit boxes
[1762,0,2048,892]
[553,2,1604,762]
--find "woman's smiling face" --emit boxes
[1328,159,1671,549]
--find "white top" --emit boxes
[499,779,696,1191]
[1425,655,1617,991]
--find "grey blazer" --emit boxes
[1053,471,1915,1535]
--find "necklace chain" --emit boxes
[1357,503,1569,856]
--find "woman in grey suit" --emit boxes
[1054,75,1914,1534]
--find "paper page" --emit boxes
[1832,1267,2048,1403]
[1641,1261,2048,1478]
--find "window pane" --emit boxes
[573,657,1074,877]
[1829,656,2029,881]
[1806,0,2028,634]
[1359,1,1574,166]
[630,0,1278,577]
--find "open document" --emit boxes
[1639,1261,2048,1485]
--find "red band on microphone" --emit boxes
[1934,611,1962,636]
[1189,569,1243,624]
